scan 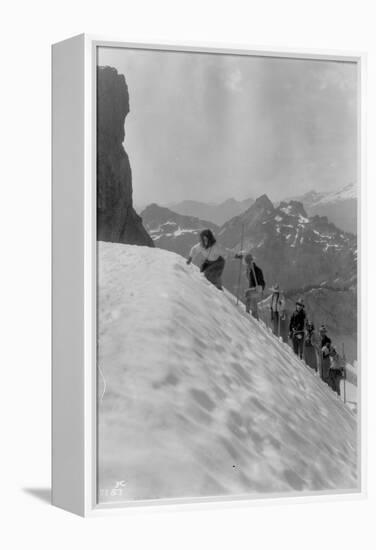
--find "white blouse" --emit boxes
[189,242,226,262]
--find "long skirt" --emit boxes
[201,256,225,290]
[245,288,262,319]
[304,343,318,371]
[279,317,289,343]
[271,311,279,336]
[292,332,304,358]
[328,368,342,395]
[321,356,331,383]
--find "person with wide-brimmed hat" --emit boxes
[269,283,286,337]
[289,297,306,358]
[235,251,265,319]
[321,338,333,384]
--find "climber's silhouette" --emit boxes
[187,229,226,290]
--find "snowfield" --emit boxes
[97,242,358,503]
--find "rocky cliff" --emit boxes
[97,66,153,246]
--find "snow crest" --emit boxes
[97,242,357,502]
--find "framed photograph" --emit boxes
[52,34,365,516]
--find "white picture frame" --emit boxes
[52,34,366,517]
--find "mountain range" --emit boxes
[141,195,357,361]
[281,182,357,234]
[151,182,357,234]
[219,194,356,292]
[166,197,254,226]
[142,195,356,292]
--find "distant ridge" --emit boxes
[167,196,254,225]
[279,183,357,234]
[141,203,219,258]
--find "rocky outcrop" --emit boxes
[97,66,153,246]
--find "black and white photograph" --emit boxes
[96,46,359,504]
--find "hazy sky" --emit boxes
[98,47,357,208]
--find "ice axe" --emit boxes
[235,223,245,306]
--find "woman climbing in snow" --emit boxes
[234,252,265,319]
[186,229,226,290]
[289,298,306,359]
[328,346,344,396]
[321,339,332,384]
[318,325,331,381]
[303,321,318,372]
[269,284,286,337]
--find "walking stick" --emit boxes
[250,261,261,320]
[317,344,323,379]
[236,223,245,306]
[342,342,346,404]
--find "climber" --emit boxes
[321,339,332,384]
[186,229,226,290]
[235,252,265,319]
[328,346,343,395]
[303,321,318,371]
[289,298,306,359]
[318,325,331,381]
[319,325,331,348]
[269,284,286,337]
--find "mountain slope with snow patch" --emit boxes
[97,242,358,503]
[281,183,357,234]
[140,203,219,258]
[311,182,356,206]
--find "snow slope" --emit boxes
[97,242,358,503]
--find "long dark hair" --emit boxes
[200,229,216,249]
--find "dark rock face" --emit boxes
[97,66,153,246]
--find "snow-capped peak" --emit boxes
[312,183,357,206]
[277,200,308,219]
